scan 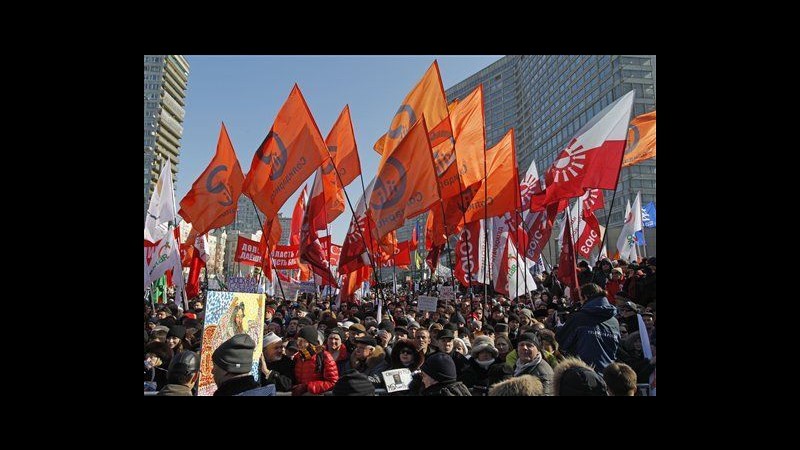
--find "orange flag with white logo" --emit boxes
[178,123,244,236]
[461,129,519,224]
[372,61,448,156]
[242,84,329,218]
[622,110,656,167]
[450,85,486,190]
[369,119,440,239]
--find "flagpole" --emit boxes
[251,203,287,301]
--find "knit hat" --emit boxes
[420,352,457,383]
[332,370,375,396]
[262,331,282,348]
[167,325,186,340]
[558,366,608,396]
[212,334,256,374]
[298,326,321,346]
[517,332,541,349]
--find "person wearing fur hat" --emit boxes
[552,357,608,396]
[488,374,545,396]
[513,332,554,395]
[259,332,295,392]
[212,334,275,396]
[144,341,173,391]
[385,338,425,396]
[461,338,505,395]
[344,336,390,388]
[592,259,613,289]
[555,283,620,373]
[292,326,339,395]
[418,352,471,396]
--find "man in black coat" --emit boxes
[555,283,620,373]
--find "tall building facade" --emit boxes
[445,55,657,259]
[144,55,190,223]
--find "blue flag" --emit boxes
[642,202,657,228]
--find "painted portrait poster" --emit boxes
[198,291,265,396]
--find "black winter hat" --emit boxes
[420,352,457,383]
[577,260,590,269]
[212,334,255,374]
[168,350,200,377]
[558,366,608,396]
[494,323,509,334]
[298,326,321,346]
[332,370,375,396]
[167,325,186,340]
[437,329,455,340]
[328,327,346,343]
[517,332,541,349]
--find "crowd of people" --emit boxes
[144,256,656,396]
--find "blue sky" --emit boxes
[176,55,502,245]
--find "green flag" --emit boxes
[151,275,167,304]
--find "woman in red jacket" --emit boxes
[292,326,339,395]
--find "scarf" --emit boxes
[514,353,543,376]
[299,344,326,373]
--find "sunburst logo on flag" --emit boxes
[582,189,601,211]
[552,138,590,183]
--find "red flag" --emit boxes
[426,244,443,271]
[340,266,371,305]
[410,223,419,250]
[242,84,329,218]
[178,123,245,236]
[299,174,338,286]
[576,211,601,259]
[537,91,635,207]
[581,188,605,218]
[339,182,376,274]
[454,221,483,287]
[557,213,581,301]
[234,236,263,267]
[393,241,412,267]
[185,251,204,299]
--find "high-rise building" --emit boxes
[445,55,656,259]
[144,55,190,223]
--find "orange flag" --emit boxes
[242,84,329,218]
[369,119,440,239]
[622,111,656,167]
[259,217,283,281]
[320,105,361,224]
[178,123,244,236]
[372,61,448,156]
[461,129,520,224]
[450,85,486,190]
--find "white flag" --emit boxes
[144,159,177,244]
[617,194,642,262]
